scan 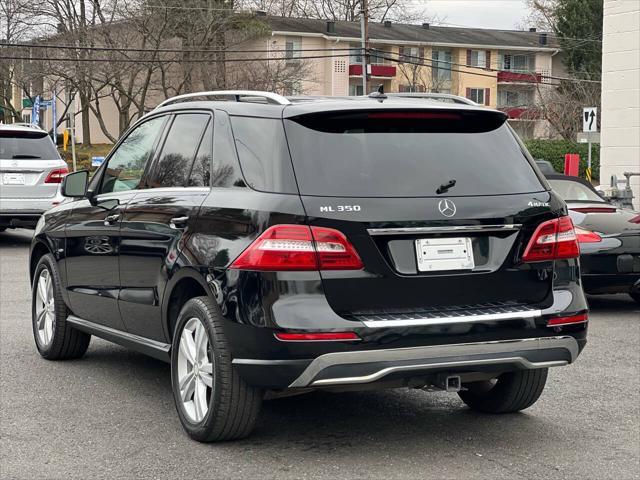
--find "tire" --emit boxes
[171,296,262,442]
[32,253,91,360]
[458,368,548,413]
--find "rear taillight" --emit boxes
[230,224,363,271]
[546,312,588,327]
[275,331,361,342]
[44,167,69,184]
[575,227,602,243]
[522,216,579,262]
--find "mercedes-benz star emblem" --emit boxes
[438,199,457,217]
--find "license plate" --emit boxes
[415,237,475,272]
[2,173,25,185]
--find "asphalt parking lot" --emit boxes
[1,228,638,480]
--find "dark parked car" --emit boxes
[30,91,588,442]
[547,174,640,302]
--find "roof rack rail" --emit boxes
[156,90,292,109]
[4,122,45,130]
[386,92,478,106]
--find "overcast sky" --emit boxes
[426,0,530,30]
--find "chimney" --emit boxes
[539,33,548,45]
[529,27,537,32]
[422,23,430,29]
[384,20,392,28]
[326,21,336,34]
[255,10,267,16]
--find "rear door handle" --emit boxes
[104,213,120,225]
[169,216,189,229]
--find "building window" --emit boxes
[432,49,452,81]
[467,87,490,105]
[399,84,426,92]
[500,53,533,72]
[400,46,422,62]
[369,48,389,65]
[350,43,363,64]
[285,37,301,62]
[468,50,487,68]
[349,84,364,96]
[284,81,302,96]
[498,89,533,107]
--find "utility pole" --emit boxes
[69,109,77,172]
[360,0,369,95]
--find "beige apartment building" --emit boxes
[15,15,563,143]
[262,16,562,140]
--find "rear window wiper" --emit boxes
[436,179,456,194]
[12,154,41,159]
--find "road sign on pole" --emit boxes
[583,107,597,133]
[582,107,598,181]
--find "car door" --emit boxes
[64,115,168,330]
[118,111,212,341]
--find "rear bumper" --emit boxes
[0,190,65,213]
[0,191,65,228]
[234,336,580,389]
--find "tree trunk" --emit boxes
[79,90,91,146]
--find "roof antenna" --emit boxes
[368,83,387,101]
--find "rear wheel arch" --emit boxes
[163,269,214,341]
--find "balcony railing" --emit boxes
[349,64,397,77]
[497,71,543,83]
[498,106,540,120]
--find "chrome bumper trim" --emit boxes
[311,358,568,386]
[367,224,522,236]
[359,309,542,328]
[289,336,579,388]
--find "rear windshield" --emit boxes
[549,179,604,202]
[0,131,60,160]
[284,110,544,197]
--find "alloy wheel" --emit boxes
[176,317,214,423]
[34,268,55,347]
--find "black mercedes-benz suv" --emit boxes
[30,91,588,442]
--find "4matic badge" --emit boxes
[528,200,550,207]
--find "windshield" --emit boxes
[0,131,60,160]
[284,110,545,198]
[548,179,604,202]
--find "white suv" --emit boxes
[0,124,67,230]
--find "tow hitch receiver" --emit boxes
[435,374,462,392]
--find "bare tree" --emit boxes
[0,0,43,123]
[533,79,600,140]
[239,0,432,22]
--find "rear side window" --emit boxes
[230,116,298,194]
[0,131,60,160]
[188,120,212,187]
[145,113,210,188]
[210,111,245,188]
[284,110,545,197]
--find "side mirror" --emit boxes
[61,170,89,198]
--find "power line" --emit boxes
[382,52,601,84]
